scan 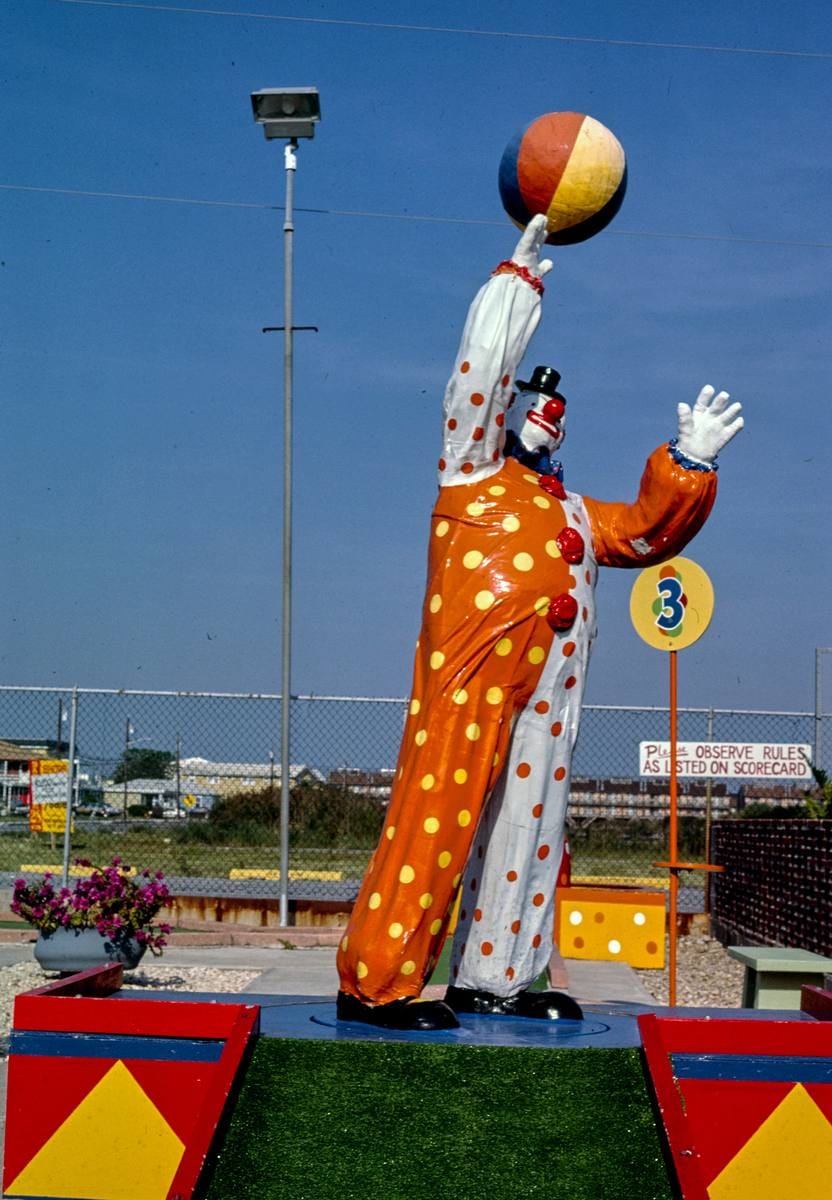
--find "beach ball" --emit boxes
[499,112,627,244]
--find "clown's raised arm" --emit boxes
[584,385,744,568]
[440,215,553,487]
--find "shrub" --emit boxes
[736,802,806,820]
[803,761,832,820]
[181,782,386,848]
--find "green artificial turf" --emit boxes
[206,1038,673,1200]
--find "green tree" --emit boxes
[112,747,173,784]
[803,760,832,820]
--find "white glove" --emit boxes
[511,213,554,279]
[676,385,744,465]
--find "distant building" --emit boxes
[101,777,176,811]
[327,768,395,801]
[99,777,216,816]
[0,739,46,812]
[1,738,70,758]
[177,757,323,798]
[0,738,98,812]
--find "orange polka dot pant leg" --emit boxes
[336,459,570,1004]
[452,496,598,995]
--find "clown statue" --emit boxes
[336,214,743,1030]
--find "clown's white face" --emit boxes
[507,390,567,456]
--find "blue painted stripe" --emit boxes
[498,127,530,227]
[672,1052,832,1084]
[9,1029,223,1062]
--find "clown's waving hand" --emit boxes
[336,214,743,1031]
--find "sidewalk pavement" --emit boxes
[0,940,654,1004]
[234,949,653,1005]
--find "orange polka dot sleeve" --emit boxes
[439,272,542,486]
[583,444,718,568]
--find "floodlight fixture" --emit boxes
[251,87,321,139]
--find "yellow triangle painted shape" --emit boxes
[707,1083,832,1200]
[7,1059,185,1200]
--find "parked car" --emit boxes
[74,797,117,818]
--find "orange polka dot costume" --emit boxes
[337,265,716,1005]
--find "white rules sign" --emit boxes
[639,742,812,779]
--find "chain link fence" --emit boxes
[0,686,826,918]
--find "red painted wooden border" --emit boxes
[802,985,832,1020]
[14,993,253,1039]
[640,1013,832,1057]
[638,1014,708,1200]
[167,1004,260,1200]
[7,968,261,1200]
[22,963,123,998]
[638,1014,832,1200]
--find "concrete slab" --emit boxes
[566,958,655,1005]
[241,951,338,995]
[0,946,32,968]
[157,945,300,972]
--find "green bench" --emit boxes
[727,945,832,1010]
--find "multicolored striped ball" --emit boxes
[499,112,627,245]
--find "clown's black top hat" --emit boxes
[515,365,563,399]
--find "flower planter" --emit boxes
[34,927,147,974]
[13,859,170,967]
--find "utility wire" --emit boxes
[3,182,831,250]
[0,183,277,212]
[49,0,832,62]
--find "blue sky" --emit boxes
[2,0,830,718]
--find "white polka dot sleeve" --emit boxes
[439,272,542,487]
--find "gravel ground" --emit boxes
[634,934,745,1007]
[0,963,259,1060]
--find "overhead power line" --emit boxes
[3,182,832,249]
[50,0,832,62]
[0,183,276,212]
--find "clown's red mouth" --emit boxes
[526,410,560,438]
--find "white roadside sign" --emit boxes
[639,742,812,779]
[31,773,70,804]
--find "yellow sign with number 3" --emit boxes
[629,555,714,652]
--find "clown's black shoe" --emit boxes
[336,991,459,1031]
[444,986,583,1021]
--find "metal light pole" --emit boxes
[122,717,132,823]
[56,698,66,751]
[60,688,79,888]
[815,647,832,769]
[278,136,295,930]
[175,734,182,818]
[251,87,320,928]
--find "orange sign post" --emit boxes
[629,556,721,1005]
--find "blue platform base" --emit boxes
[117,989,813,1047]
